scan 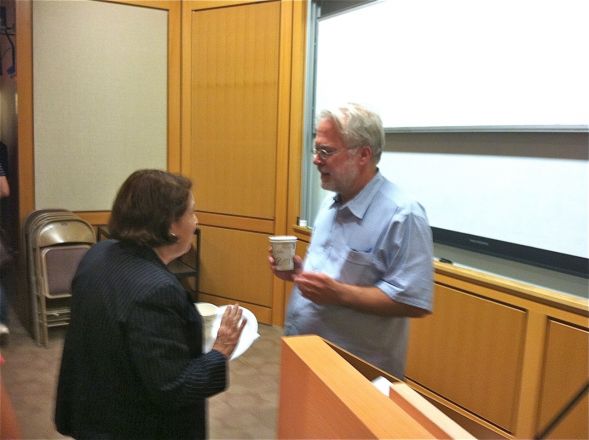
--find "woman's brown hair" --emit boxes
[108,169,192,247]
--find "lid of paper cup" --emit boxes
[269,235,297,242]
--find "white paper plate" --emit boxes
[210,306,260,360]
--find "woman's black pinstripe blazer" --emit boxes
[55,239,227,439]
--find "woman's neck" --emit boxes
[153,245,180,266]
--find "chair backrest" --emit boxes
[20,208,73,264]
[33,218,95,297]
[25,211,80,270]
[25,211,95,301]
[25,211,80,299]
[36,220,95,248]
[39,245,91,297]
[23,209,70,239]
[23,209,73,256]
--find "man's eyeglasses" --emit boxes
[312,145,338,160]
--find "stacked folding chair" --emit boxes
[22,209,95,346]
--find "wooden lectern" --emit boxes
[278,335,474,439]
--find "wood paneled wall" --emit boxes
[182,0,307,325]
[189,1,279,219]
[16,0,307,327]
[406,264,589,439]
[407,284,526,431]
[537,320,588,439]
[197,225,273,306]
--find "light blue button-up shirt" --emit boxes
[285,172,433,378]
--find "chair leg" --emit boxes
[33,295,41,346]
[42,320,49,348]
[37,293,49,347]
[30,274,41,345]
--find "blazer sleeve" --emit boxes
[124,283,228,410]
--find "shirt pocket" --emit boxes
[339,248,380,285]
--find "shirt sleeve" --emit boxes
[125,283,227,410]
[375,209,434,311]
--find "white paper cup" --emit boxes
[269,235,297,271]
[195,302,218,349]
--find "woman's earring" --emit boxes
[170,232,178,240]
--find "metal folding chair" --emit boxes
[24,210,95,345]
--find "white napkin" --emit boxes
[207,305,260,360]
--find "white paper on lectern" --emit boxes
[371,376,394,396]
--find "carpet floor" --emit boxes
[0,312,283,440]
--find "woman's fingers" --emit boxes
[211,304,244,358]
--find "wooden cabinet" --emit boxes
[407,285,526,431]
[536,320,588,440]
[197,225,273,317]
[406,264,589,439]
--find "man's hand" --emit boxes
[293,272,342,305]
[268,247,303,281]
[294,272,431,317]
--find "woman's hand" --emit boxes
[211,304,246,359]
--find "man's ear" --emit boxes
[358,145,373,164]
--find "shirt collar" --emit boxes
[331,170,384,219]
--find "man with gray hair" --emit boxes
[270,103,433,378]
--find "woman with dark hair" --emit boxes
[55,169,245,440]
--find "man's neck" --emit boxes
[339,168,378,204]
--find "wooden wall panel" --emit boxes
[536,320,588,439]
[190,2,280,219]
[197,292,272,324]
[406,284,527,431]
[198,225,273,308]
